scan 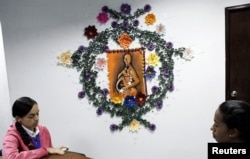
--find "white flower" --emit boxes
[183,48,194,61]
[58,51,72,66]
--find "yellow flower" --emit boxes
[58,51,72,66]
[118,33,132,48]
[145,13,156,25]
[111,94,123,104]
[129,119,140,132]
[146,53,159,66]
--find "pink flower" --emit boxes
[95,58,106,70]
[97,12,109,24]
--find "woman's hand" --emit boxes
[47,146,69,155]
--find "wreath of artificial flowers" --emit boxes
[58,3,192,132]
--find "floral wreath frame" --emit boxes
[59,3,191,132]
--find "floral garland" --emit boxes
[58,3,193,132]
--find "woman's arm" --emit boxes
[2,133,48,159]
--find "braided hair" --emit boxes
[12,97,37,150]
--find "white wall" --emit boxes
[0,0,249,158]
[0,21,11,147]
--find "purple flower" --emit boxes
[102,88,109,95]
[103,45,109,52]
[133,20,139,27]
[147,43,155,51]
[96,108,103,115]
[111,21,118,28]
[124,96,136,108]
[85,72,91,79]
[144,4,151,12]
[145,66,156,81]
[151,86,159,93]
[156,101,163,110]
[162,68,169,77]
[122,21,129,29]
[97,12,109,24]
[169,83,174,92]
[120,3,131,15]
[78,91,85,99]
[149,123,156,131]
[78,45,85,53]
[166,42,173,49]
[102,6,109,12]
[110,124,118,131]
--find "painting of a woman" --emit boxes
[107,48,147,99]
[116,53,140,96]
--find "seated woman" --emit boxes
[210,100,250,143]
[2,96,68,159]
[116,53,140,97]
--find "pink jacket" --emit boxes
[2,123,53,159]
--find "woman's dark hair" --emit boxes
[12,96,37,118]
[219,100,250,142]
[12,96,37,150]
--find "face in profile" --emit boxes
[210,108,231,143]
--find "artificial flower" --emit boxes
[84,72,91,80]
[78,91,85,99]
[111,21,118,28]
[147,43,155,51]
[145,13,156,25]
[168,83,174,92]
[84,25,98,40]
[162,68,170,78]
[120,3,131,15]
[145,66,156,81]
[133,20,139,27]
[129,119,140,132]
[103,45,109,52]
[102,88,109,96]
[118,33,132,48]
[96,108,103,115]
[156,101,163,110]
[156,23,166,34]
[124,96,136,108]
[144,4,151,12]
[122,21,129,29]
[97,12,109,24]
[78,45,85,53]
[110,124,118,131]
[58,51,72,66]
[149,123,156,131]
[146,53,159,67]
[136,92,147,106]
[111,94,123,104]
[166,42,173,49]
[183,48,194,61]
[102,6,109,12]
[95,58,106,70]
[151,86,159,93]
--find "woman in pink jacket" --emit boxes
[2,96,68,159]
